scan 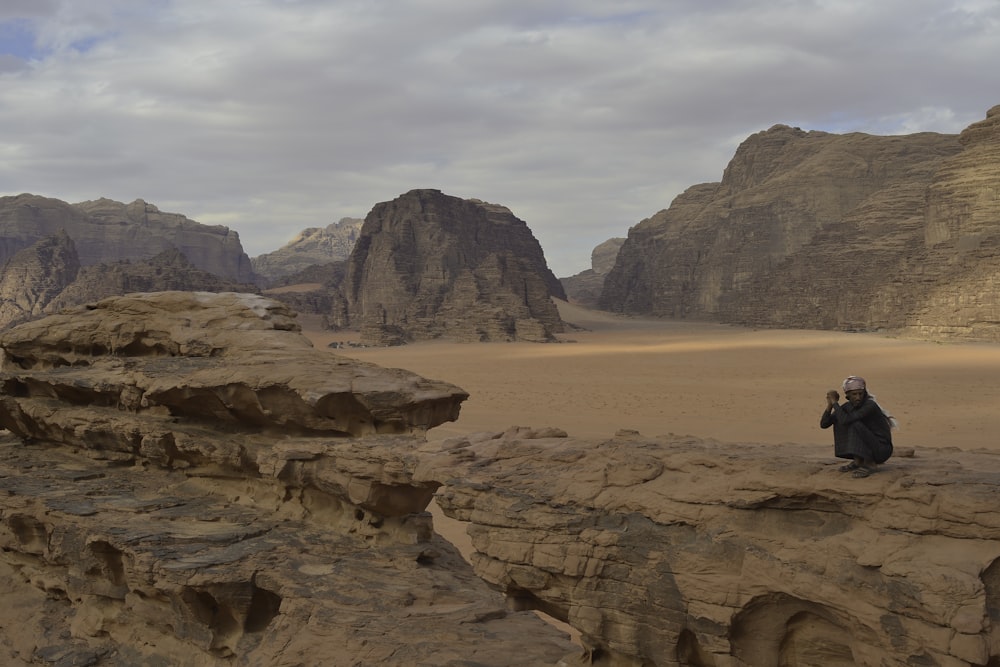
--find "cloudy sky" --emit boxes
[1,1,998,276]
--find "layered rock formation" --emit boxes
[0,230,80,328]
[43,247,259,316]
[342,189,566,344]
[251,217,363,285]
[0,194,255,283]
[600,104,1000,341]
[0,292,579,666]
[560,237,625,308]
[423,428,1000,667]
[0,232,259,330]
[2,292,999,666]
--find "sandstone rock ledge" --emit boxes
[0,292,575,666]
[419,429,1000,667]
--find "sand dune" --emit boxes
[301,301,1000,452]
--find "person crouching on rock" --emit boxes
[822,376,893,478]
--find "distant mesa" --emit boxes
[560,236,625,308]
[0,194,255,283]
[599,103,1000,341]
[251,216,363,285]
[337,189,567,345]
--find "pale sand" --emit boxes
[300,301,1000,452]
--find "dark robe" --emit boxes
[830,393,893,464]
[820,403,851,459]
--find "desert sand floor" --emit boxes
[301,300,1000,452]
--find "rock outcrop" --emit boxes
[342,189,566,344]
[251,217,363,285]
[422,428,1000,667]
[42,247,259,317]
[2,292,999,666]
[560,238,625,308]
[0,194,255,284]
[0,292,581,666]
[600,105,1000,341]
[0,230,80,328]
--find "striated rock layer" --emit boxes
[0,292,577,666]
[343,189,566,344]
[560,237,625,309]
[601,104,1000,341]
[251,217,363,285]
[422,428,1000,667]
[0,195,254,283]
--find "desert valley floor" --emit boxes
[302,300,1000,453]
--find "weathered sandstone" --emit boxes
[3,292,999,666]
[0,230,80,329]
[600,104,1000,341]
[342,189,566,344]
[0,194,254,284]
[0,292,578,666]
[422,428,1000,667]
[560,238,625,308]
[251,217,363,285]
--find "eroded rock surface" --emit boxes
[600,104,1000,341]
[0,292,577,666]
[251,217,363,285]
[0,195,254,284]
[421,428,1000,667]
[342,189,566,344]
[3,291,998,666]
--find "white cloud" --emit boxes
[1,0,998,276]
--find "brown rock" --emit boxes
[560,237,625,308]
[251,217,363,284]
[420,428,1000,667]
[0,230,80,328]
[0,194,255,283]
[343,189,566,344]
[0,291,576,666]
[41,247,259,318]
[598,107,1000,342]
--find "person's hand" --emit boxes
[826,390,839,407]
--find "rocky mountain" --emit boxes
[340,189,566,344]
[559,237,624,308]
[600,104,1000,341]
[0,230,258,330]
[2,292,999,665]
[0,194,255,283]
[251,217,363,284]
[0,230,80,328]
[44,246,259,316]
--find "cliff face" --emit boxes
[0,230,80,328]
[251,217,363,285]
[43,247,259,316]
[600,107,1000,340]
[560,237,625,308]
[0,292,577,666]
[344,189,566,344]
[0,195,255,284]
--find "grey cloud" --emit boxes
[1,0,999,276]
